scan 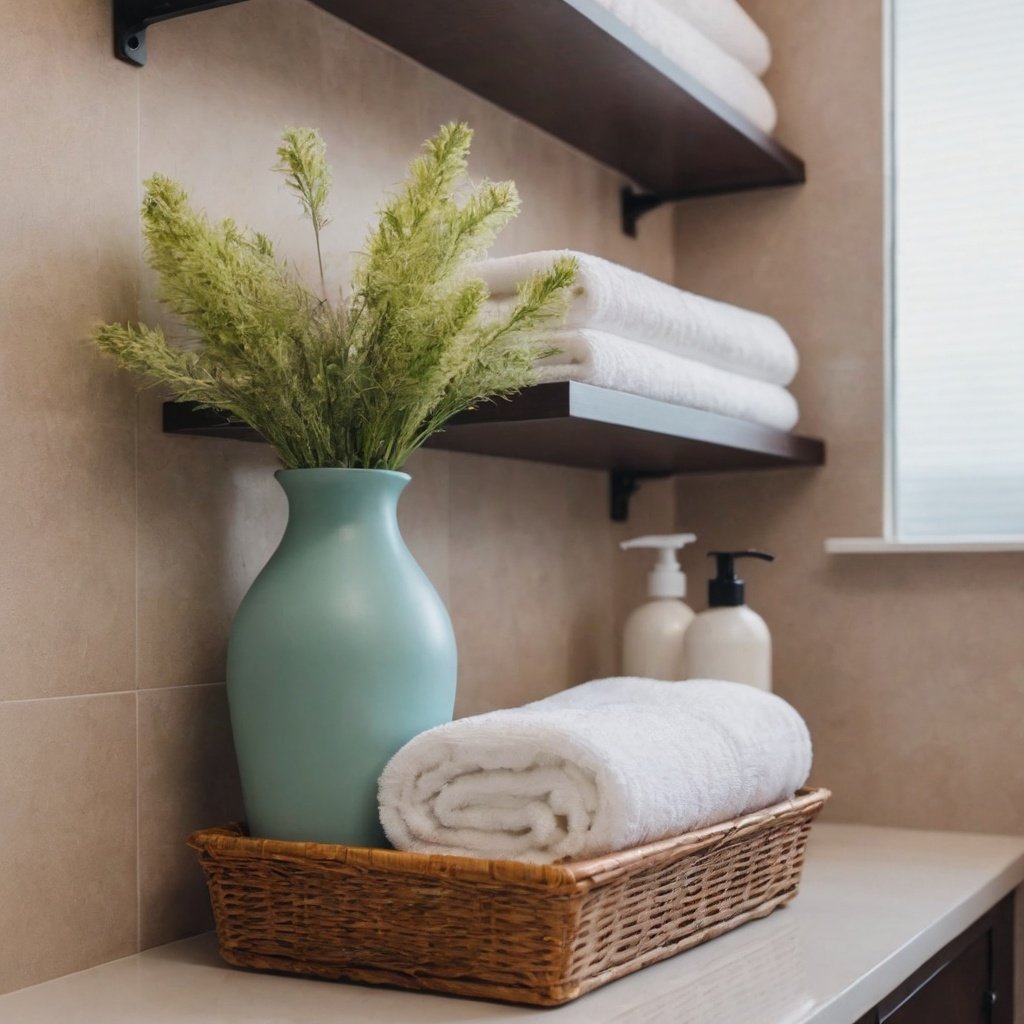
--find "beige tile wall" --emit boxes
[10,0,1013,1000]
[672,0,1024,839]
[0,0,675,993]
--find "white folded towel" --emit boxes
[656,0,772,77]
[378,677,813,864]
[477,250,798,387]
[533,328,799,430]
[590,0,776,132]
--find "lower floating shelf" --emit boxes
[161,381,825,518]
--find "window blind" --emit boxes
[892,0,1024,538]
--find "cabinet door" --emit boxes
[881,929,990,1024]
[868,894,1014,1024]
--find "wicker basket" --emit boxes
[188,786,829,1007]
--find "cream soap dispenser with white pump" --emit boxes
[684,550,775,691]
[619,533,697,680]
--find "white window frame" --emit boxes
[826,0,1024,555]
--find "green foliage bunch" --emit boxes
[95,123,576,469]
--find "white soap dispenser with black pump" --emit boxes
[684,550,775,691]
[619,533,697,680]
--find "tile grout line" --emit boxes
[134,68,143,955]
[135,686,141,953]
[0,681,226,707]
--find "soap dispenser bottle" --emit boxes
[619,533,697,680]
[684,550,775,691]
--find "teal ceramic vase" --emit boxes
[226,468,457,847]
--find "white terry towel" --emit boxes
[477,250,798,387]
[534,328,799,431]
[378,678,813,864]
[589,0,776,132]
[656,0,772,77]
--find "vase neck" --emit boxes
[275,469,409,538]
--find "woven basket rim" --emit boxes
[187,786,830,891]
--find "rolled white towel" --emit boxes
[590,0,776,132]
[656,0,772,77]
[533,328,799,431]
[477,250,798,387]
[378,677,813,864]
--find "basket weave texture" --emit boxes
[188,786,829,1007]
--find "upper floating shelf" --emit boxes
[162,381,824,471]
[116,0,805,227]
[311,0,805,202]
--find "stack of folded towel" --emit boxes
[378,677,812,864]
[476,250,800,431]
[590,0,775,131]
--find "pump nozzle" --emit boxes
[620,533,697,599]
[706,550,775,607]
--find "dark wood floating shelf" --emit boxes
[115,1,805,230]
[163,383,825,518]
[309,0,805,205]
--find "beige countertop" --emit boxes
[1,823,1022,1024]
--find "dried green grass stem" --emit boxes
[96,123,576,470]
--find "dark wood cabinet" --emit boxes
[855,895,1014,1024]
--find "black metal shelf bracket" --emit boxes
[621,168,807,237]
[114,0,248,65]
[609,469,670,522]
[621,188,672,237]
